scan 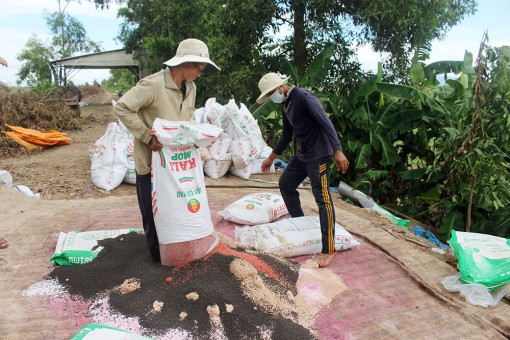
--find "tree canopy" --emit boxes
[17,3,101,87]
[92,0,477,103]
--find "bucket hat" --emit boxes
[256,72,289,104]
[163,38,220,75]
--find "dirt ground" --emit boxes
[1,92,136,200]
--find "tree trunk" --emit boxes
[292,0,307,77]
[466,175,476,233]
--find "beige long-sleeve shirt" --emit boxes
[114,69,196,175]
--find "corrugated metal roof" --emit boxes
[51,49,139,69]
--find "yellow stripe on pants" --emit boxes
[320,172,334,254]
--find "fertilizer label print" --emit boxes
[158,148,198,172]
[187,198,201,213]
[176,185,203,198]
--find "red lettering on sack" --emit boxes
[168,158,197,171]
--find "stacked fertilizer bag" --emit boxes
[217,191,359,258]
[194,98,233,179]
[233,216,360,258]
[88,101,136,191]
[89,120,133,191]
[193,98,275,180]
[150,118,224,267]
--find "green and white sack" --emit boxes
[71,323,153,340]
[51,229,143,266]
[448,230,510,290]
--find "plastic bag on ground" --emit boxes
[12,184,41,199]
[0,170,13,185]
[442,273,510,307]
[192,107,207,124]
[235,216,360,258]
[411,226,449,249]
[222,99,243,139]
[1,170,40,199]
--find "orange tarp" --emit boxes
[2,125,72,151]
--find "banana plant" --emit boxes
[339,63,448,193]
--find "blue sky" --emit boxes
[0,0,508,86]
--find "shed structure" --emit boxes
[50,49,147,85]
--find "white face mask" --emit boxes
[270,89,286,104]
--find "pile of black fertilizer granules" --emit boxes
[50,232,315,339]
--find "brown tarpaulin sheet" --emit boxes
[0,175,509,339]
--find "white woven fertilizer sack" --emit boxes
[50,229,143,266]
[150,119,223,243]
[235,216,359,257]
[204,157,232,179]
[250,158,275,175]
[228,166,252,180]
[204,97,229,128]
[89,122,130,191]
[193,107,207,124]
[223,99,244,140]
[229,138,256,168]
[151,118,223,148]
[224,101,265,157]
[208,133,232,160]
[219,192,288,225]
[151,145,218,244]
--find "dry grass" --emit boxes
[79,81,105,97]
[0,83,82,158]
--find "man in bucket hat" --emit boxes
[259,72,349,267]
[115,38,220,262]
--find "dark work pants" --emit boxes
[136,173,161,262]
[279,156,336,254]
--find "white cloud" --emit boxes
[355,44,389,73]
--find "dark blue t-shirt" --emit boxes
[272,87,342,161]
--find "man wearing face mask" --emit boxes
[258,72,349,267]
